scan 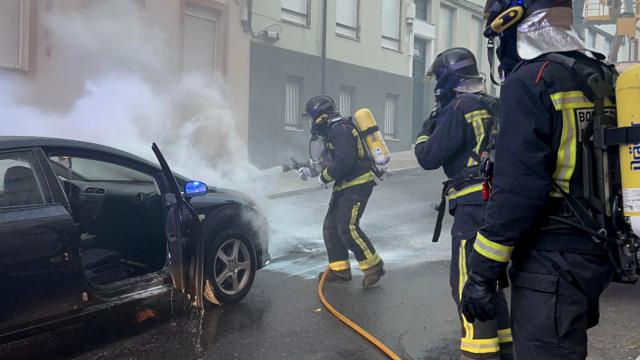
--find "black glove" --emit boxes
[461,271,498,323]
[421,106,439,136]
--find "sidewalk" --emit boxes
[265,148,420,198]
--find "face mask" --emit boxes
[495,27,521,78]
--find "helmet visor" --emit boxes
[516,7,587,60]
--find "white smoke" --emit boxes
[0,1,267,204]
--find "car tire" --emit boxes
[203,229,256,306]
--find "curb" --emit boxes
[267,165,423,199]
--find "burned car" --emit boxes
[0,137,269,343]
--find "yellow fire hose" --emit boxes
[317,267,402,360]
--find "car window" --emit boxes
[0,152,46,208]
[49,156,155,183]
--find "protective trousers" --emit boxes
[323,183,381,271]
[509,247,613,360]
[450,204,512,358]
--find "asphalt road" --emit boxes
[3,170,640,360]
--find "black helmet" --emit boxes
[305,95,338,137]
[483,0,573,80]
[426,48,482,106]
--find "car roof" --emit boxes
[0,136,160,169]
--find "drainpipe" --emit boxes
[322,0,328,93]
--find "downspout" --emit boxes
[322,0,328,93]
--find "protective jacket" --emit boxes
[415,93,497,213]
[471,51,617,279]
[319,117,375,192]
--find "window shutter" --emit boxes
[336,0,357,28]
[384,94,398,139]
[281,0,307,14]
[0,0,22,69]
[281,0,308,25]
[382,0,400,40]
[438,5,454,52]
[285,77,303,130]
[339,87,354,116]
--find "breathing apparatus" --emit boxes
[481,0,640,283]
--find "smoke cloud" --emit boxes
[0,1,266,204]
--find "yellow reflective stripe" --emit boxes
[416,135,429,144]
[550,91,593,110]
[498,328,513,343]
[352,129,365,159]
[473,232,513,263]
[465,110,492,167]
[349,202,380,270]
[459,240,474,341]
[553,106,577,194]
[447,184,483,200]
[460,337,500,354]
[358,253,381,270]
[464,109,491,122]
[321,168,334,183]
[329,260,350,271]
[334,171,375,192]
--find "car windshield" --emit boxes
[50,157,155,183]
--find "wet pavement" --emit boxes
[3,170,640,359]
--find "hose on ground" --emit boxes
[317,266,402,360]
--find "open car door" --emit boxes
[152,143,204,309]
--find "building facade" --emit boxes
[247,0,415,168]
[0,0,251,143]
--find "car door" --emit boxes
[152,143,204,309]
[0,149,83,336]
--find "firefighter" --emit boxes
[297,95,385,287]
[461,1,616,359]
[415,48,512,359]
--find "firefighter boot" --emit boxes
[362,261,385,288]
[318,269,352,282]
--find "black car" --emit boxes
[0,137,269,343]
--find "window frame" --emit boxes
[383,93,400,140]
[381,0,402,51]
[0,149,53,209]
[339,85,356,116]
[415,0,429,22]
[284,76,305,132]
[281,0,310,27]
[0,0,30,71]
[336,0,360,40]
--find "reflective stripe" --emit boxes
[447,184,483,200]
[416,135,429,144]
[349,202,380,270]
[352,129,365,159]
[334,171,375,192]
[358,253,381,270]
[460,337,500,354]
[473,232,513,263]
[329,260,350,271]
[459,239,474,341]
[465,110,492,167]
[550,91,592,110]
[548,91,614,196]
[498,328,513,343]
[321,168,334,183]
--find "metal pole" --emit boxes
[322,0,328,93]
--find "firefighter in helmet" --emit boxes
[461,1,616,359]
[415,48,512,359]
[297,95,385,287]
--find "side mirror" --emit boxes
[184,181,208,198]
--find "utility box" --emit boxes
[617,17,638,38]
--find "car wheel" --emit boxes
[203,229,256,305]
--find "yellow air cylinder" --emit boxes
[354,108,390,167]
[617,64,640,236]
